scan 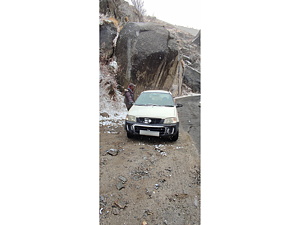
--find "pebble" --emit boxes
[107,149,119,156]
[100,112,110,118]
[118,176,127,183]
[160,152,167,156]
[112,207,119,215]
[116,182,125,190]
[194,196,199,207]
[165,167,172,172]
[114,200,127,209]
[100,195,105,202]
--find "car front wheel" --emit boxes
[169,132,179,141]
[127,132,134,139]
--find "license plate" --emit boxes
[140,130,159,137]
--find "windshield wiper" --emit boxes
[135,104,173,107]
[135,103,156,106]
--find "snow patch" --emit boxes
[100,63,128,127]
[109,60,118,73]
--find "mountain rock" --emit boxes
[115,22,184,97]
[192,30,201,47]
[147,19,201,93]
[100,0,201,96]
[100,0,141,23]
[100,20,118,60]
[183,66,201,93]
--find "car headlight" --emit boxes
[164,117,177,124]
[126,115,136,122]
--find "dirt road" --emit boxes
[176,95,201,154]
[100,117,200,224]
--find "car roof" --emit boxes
[141,90,171,94]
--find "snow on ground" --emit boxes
[99,91,127,127]
[100,119,125,127]
[100,63,128,127]
[99,109,127,127]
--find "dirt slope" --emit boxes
[100,123,200,224]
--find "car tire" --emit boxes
[127,132,134,139]
[169,132,179,141]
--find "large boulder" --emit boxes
[115,22,184,97]
[183,65,201,93]
[100,20,118,60]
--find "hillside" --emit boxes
[174,25,199,36]
[100,0,201,118]
[144,16,199,39]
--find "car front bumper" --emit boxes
[125,121,179,137]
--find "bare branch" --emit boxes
[131,0,146,21]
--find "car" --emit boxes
[125,90,183,141]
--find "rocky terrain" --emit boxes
[99,0,201,224]
[100,121,200,225]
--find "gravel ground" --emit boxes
[100,95,201,225]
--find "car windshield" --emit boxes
[134,92,175,106]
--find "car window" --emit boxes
[135,92,175,106]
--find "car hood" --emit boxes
[129,105,177,119]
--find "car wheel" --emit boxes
[127,132,134,139]
[169,132,179,141]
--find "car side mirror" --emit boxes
[176,104,183,108]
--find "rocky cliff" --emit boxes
[100,0,141,23]
[100,0,200,97]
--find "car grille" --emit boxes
[136,117,164,124]
[134,126,165,135]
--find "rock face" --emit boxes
[183,66,201,93]
[115,22,184,97]
[100,0,140,23]
[192,30,201,47]
[153,21,200,94]
[100,0,200,96]
[100,20,118,60]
